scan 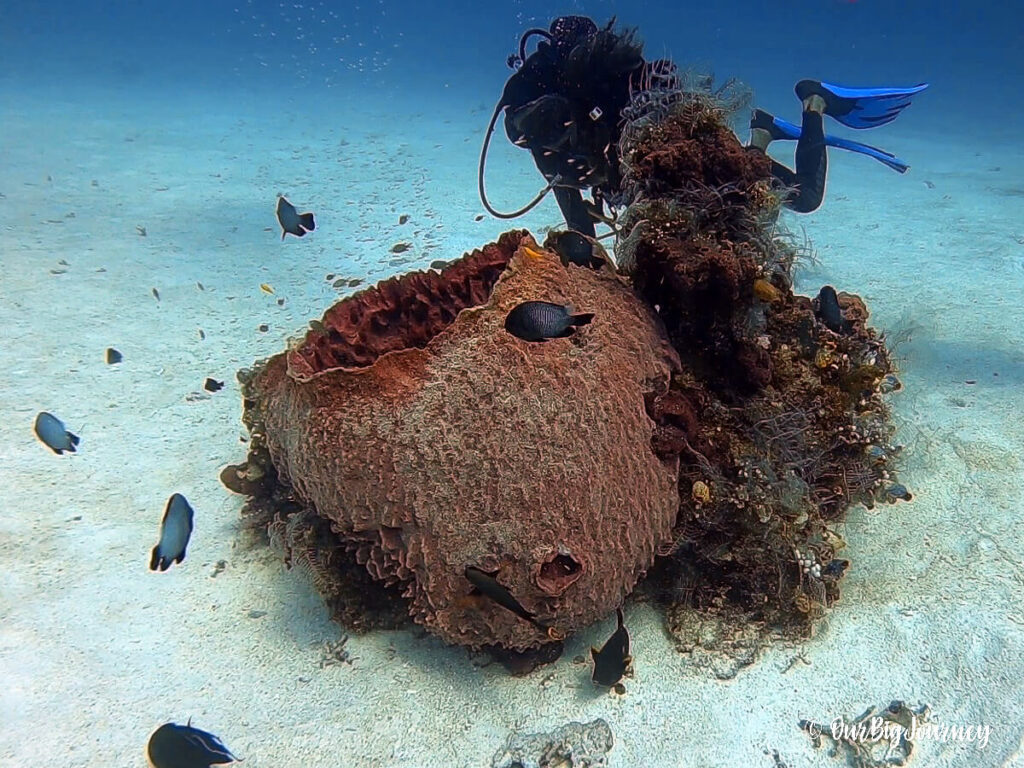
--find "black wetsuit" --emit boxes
[502,17,829,231]
[536,101,830,229]
[500,18,644,238]
[755,109,828,214]
[541,104,829,228]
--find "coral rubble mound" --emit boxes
[230,79,907,662]
[616,78,905,658]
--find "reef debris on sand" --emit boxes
[491,718,614,768]
[236,230,682,651]
[801,700,931,767]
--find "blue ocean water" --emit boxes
[4,1,1022,124]
[2,2,1023,767]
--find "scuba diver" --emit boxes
[478,15,664,238]
[478,15,928,233]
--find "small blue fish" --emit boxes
[150,493,194,572]
[33,411,79,455]
[813,285,852,334]
[147,720,238,767]
[591,608,631,687]
[465,566,543,628]
[276,194,315,239]
[504,301,594,342]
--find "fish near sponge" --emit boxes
[504,300,594,342]
[239,230,682,650]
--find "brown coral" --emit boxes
[241,231,681,650]
[616,83,905,642]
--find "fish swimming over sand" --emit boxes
[150,493,195,572]
[146,720,238,767]
[465,566,543,628]
[548,230,604,269]
[591,607,631,687]
[813,285,852,334]
[33,412,79,455]
[275,195,315,239]
[504,301,594,342]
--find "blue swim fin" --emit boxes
[795,80,929,129]
[753,110,912,174]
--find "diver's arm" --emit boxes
[552,186,597,237]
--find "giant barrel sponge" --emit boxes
[241,231,681,650]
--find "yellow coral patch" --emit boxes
[692,480,711,503]
[752,279,782,304]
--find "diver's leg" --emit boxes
[788,94,827,213]
[552,186,597,237]
[750,96,828,213]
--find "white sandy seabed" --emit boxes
[1,82,1023,768]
